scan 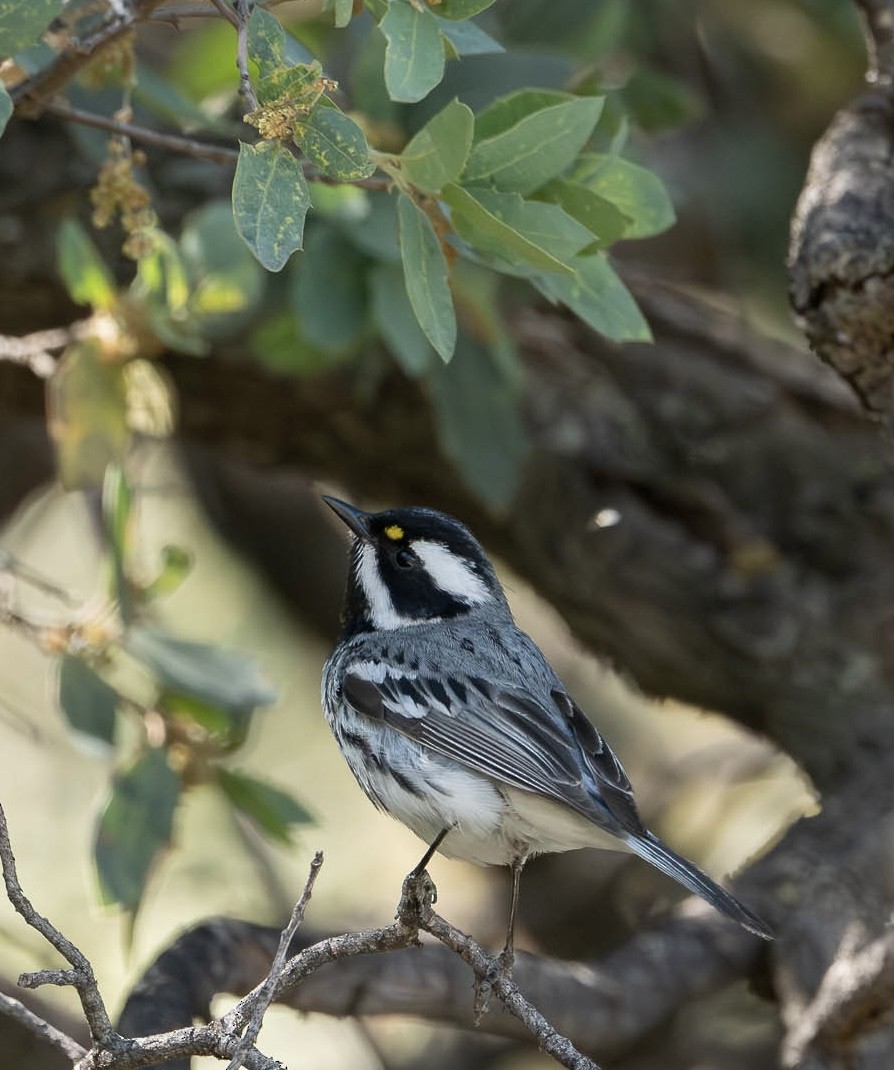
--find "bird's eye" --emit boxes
[395,548,417,569]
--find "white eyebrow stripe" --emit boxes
[412,540,491,605]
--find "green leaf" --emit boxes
[0,83,11,139]
[533,254,651,342]
[428,334,529,508]
[56,219,116,311]
[59,656,116,747]
[103,463,133,620]
[232,141,309,272]
[132,63,215,133]
[161,691,246,740]
[536,178,630,248]
[218,768,312,843]
[181,200,264,332]
[125,626,278,713]
[250,313,341,377]
[0,0,63,53]
[95,748,179,912]
[473,88,571,142]
[247,6,312,77]
[442,184,575,274]
[144,545,192,600]
[329,0,354,27]
[255,60,323,108]
[298,107,375,180]
[48,340,130,490]
[292,225,368,353]
[464,95,603,195]
[370,263,436,376]
[435,16,503,57]
[571,154,675,239]
[400,98,473,194]
[434,0,498,19]
[380,0,444,104]
[397,194,455,361]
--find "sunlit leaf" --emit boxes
[218,768,312,843]
[59,656,116,747]
[125,626,278,713]
[380,0,444,104]
[400,98,473,194]
[48,340,129,490]
[94,747,179,912]
[144,545,193,601]
[56,219,116,311]
[232,141,309,271]
[397,194,455,361]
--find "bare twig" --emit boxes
[234,0,260,113]
[209,0,240,28]
[0,803,116,1044]
[854,0,894,84]
[11,0,170,115]
[41,100,240,165]
[223,851,324,1070]
[0,992,86,1061]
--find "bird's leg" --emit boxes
[497,856,525,977]
[399,827,450,930]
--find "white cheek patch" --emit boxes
[356,542,419,630]
[412,540,491,605]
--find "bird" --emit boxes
[320,495,773,967]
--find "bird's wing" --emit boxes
[341,664,644,836]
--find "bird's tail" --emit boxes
[624,830,773,940]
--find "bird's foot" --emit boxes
[473,947,514,1023]
[397,868,437,936]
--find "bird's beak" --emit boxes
[322,496,373,541]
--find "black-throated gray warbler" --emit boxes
[322,496,773,958]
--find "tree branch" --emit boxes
[0,992,85,1062]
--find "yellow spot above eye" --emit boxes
[384,524,405,542]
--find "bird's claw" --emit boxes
[473,947,514,1023]
[397,868,437,932]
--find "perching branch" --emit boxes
[0,803,601,1070]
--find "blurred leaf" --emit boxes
[144,545,192,601]
[247,6,313,76]
[233,141,309,271]
[435,16,503,57]
[464,93,603,194]
[218,768,312,843]
[48,340,130,490]
[123,360,176,438]
[133,63,215,133]
[340,190,400,262]
[125,626,278,713]
[370,263,436,376]
[442,184,575,273]
[59,656,116,747]
[161,690,245,740]
[324,0,355,28]
[181,200,264,331]
[533,254,651,342]
[292,225,368,353]
[0,0,63,53]
[299,107,375,180]
[397,194,455,361]
[250,312,340,376]
[620,67,702,134]
[428,333,528,507]
[134,231,190,315]
[571,153,675,239]
[103,463,133,620]
[401,98,473,194]
[309,182,370,222]
[435,0,498,19]
[0,84,11,138]
[169,21,240,101]
[535,178,630,247]
[56,219,116,311]
[380,0,444,104]
[94,747,179,913]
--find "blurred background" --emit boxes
[0,0,870,1067]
